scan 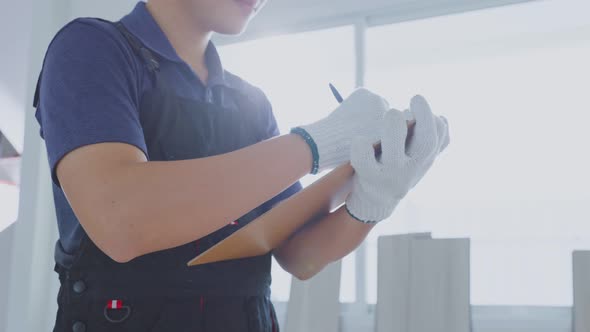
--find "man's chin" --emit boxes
[216,24,249,36]
[211,14,255,36]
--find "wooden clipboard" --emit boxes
[186,116,416,266]
[187,163,354,266]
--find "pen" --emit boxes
[329,84,416,158]
[329,83,344,103]
[330,83,416,126]
[330,83,383,157]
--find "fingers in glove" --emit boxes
[435,115,450,153]
[439,115,450,152]
[380,110,409,165]
[406,95,438,161]
[344,88,390,112]
[350,135,380,173]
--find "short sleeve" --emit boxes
[257,90,303,209]
[35,20,147,187]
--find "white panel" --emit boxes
[408,238,471,332]
[285,261,342,332]
[376,235,470,332]
[375,233,431,332]
[574,251,590,332]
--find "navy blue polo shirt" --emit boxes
[35,1,301,265]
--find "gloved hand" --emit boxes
[291,88,389,174]
[345,95,450,224]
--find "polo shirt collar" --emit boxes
[120,2,226,87]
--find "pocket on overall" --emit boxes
[66,297,167,332]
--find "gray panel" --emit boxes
[408,238,471,332]
[375,235,470,332]
[285,260,342,332]
[0,225,16,331]
[473,305,572,332]
[375,233,431,332]
[574,251,590,332]
[0,131,19,158]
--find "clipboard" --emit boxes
[187,163,355,266]
[187,114,416,266]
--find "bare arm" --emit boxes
[57,134,312,262]
[273,205,375,280]
[272,114,421,280]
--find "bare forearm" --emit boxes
[67,134,312,261]
[273,205,374,280]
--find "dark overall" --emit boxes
[42,20,280,332]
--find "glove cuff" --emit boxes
[345,191,400,224]
[299,119,351,173]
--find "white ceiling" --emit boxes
[66,0,536,42]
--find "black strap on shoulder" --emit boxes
[113,21,160,73]
[33,73,42,108]
[33,19,160,109]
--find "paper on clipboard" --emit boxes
[187,163,354,266]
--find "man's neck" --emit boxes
[146,0,213,83]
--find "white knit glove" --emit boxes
[291,88,389,174]
[345,95,450,224]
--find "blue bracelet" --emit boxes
[290,127,320,174]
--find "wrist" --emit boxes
[290,127,320,174]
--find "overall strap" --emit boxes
[33,72,42,108]
[112,21,160,73]
[33,18,161,108]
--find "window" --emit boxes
[365,0,590,306]
[219,26,357,302]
